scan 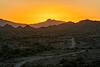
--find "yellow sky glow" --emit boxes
[0,0,100,24]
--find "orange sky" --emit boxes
[0,0,100,24]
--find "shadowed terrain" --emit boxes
[0,19,100,67]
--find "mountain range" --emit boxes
[0,19,100,30]
[0,19,65,28]
[0,19,100,37]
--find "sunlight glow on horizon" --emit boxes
[0,0,100,24]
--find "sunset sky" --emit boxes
[0,0,100,24]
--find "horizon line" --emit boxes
[0,18,100,25]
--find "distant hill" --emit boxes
[30,19,66,28]
[0,19,26,27]
[35,19,100,35]
[0,19,66,28]
[0,19,100,32]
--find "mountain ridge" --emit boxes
[0,19,100,28]
[0,19,26,27]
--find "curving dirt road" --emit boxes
[14,50,86,67]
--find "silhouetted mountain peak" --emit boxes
[17,26,23,29]
[3,24,14,29]
[0,19,5,21]
[0,19,7,21]
[78,19,94,24]
[82,19,92,21]
[46,19,53,21]
[0,19,14,23]
[0,19,27,28]
[66,21,75,24]
[45,19,57,22]
[0,19,8,26]
[30,19,65,28]
[24,25,34,30]
[45,19,66,23]
[24,25,32,28]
